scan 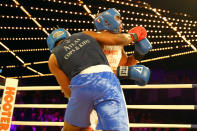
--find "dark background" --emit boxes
[0,1,197,130]
[144,0,197,18]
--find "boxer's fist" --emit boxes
[117,65,150,86]
[128,26,147,42]
[134,38,152,60]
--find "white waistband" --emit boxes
[80,65,113,74]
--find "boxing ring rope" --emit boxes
[0,0,192,129]
[11,121,197,128]
[0,104,196,110]
[0,84,196,90]
[1,82,197,129]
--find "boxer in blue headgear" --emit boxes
[94,8,121,33]
[47,28,71,52]
[94,8,151,87]
[93,9,150,130]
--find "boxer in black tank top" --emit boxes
[47,9,134,130]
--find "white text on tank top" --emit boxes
[103,45,122,71]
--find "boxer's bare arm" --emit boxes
[126,55,138,66]
[48,54,71,98]
[119,49,128,66]
[110,49,138,75]
[83,31,133,46]
[119,49,138,66]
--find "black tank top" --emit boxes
[52,32,109,80]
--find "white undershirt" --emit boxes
[103,45,122,71]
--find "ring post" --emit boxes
[0,78,18,131]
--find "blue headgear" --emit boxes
[94,8,121,33]
[47,28,71,52]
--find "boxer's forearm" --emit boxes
[126,55,138,66]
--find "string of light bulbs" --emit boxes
[105,0,196,51]
[0,15,93,24]
[0,41,44,76]
[0,43,194,72]
[3,0,195,78]
[2,33,194,42]
[102,0,197,24]
[0,25,168,32]
[79,0,195,43]
[0,37,46,41]
[1,25,192,32]
[1,3,196,35]
[0,45,191,71]
[0,16,195,34]
[0,38,195,54]
[1,25,195,40]
[0,61,48,69]
[0,2,50,77]
[41,0,193,21]
[83,4,174,26]
[79,0,197,62]
[40,0,79,6]
[1,1,193,44]
[1,14,179,29]
[0,0,196,78]
[0,26,166,35]
[146,2,195,19]
[11,0,87,79]
[147,34,197,39]
[149,7,196,51]
[1,24,195,35]
[2,26,196,40]
[12,0,49,35]
[0,48,48,53]
[126,44,191,54]
[0,41,193,70]
[101,0,196,29]
[0,0,195,59]
[0,39,191,55]
[0,4,197,26]
[9,73,53,79]
[131,0,195,19]
[0,0,50,78]
[151,39,197,45]
[0,26,53,31]
[140,50,197,63]
[1,2,196,26]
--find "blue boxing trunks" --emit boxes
[65,65,129,131]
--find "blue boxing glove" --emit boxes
[117,65,150,86]
[134,38,152,60]
[47,28,71,52]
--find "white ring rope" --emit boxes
[2,0,195,129]
[11,121,197,128]
[0,84,196,90]
[1,83,197,129]
[0,104,196,110]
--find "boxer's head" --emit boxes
[47,28,71,52]
[94,8,122,33]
